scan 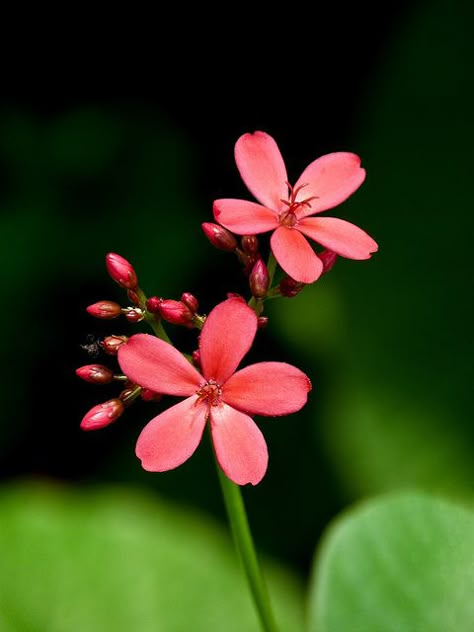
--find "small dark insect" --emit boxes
[80,334,102,359]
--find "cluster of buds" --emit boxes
[77,253,162,430]
[202,223,261,277]
[146,292,202,328]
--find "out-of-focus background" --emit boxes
[0,0,472,629]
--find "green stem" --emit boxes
[266,252,277,287]
[216,465,279,632]
[144,314,172,343]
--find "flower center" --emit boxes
[278,182,318,228]
[195,379,222,407]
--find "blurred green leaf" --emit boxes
[0,481,304,632]
[308,491,474,632]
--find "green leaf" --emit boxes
[308,492,474,632]
[0,482,304,632]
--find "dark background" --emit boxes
[1,0,472,581]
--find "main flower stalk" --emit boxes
[216,460,279,632]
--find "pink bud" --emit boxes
[146,296,162,314]
[158,299,194,326]
[101,335,128,355]
[80,398,124,430]
[319,249,338,274]
[241,235,259,255]
[105,253,138,290]
[181,292,199,313]
[257,316,268,329]
[76,364,114,384]
[86,300,122,319]
[279,276,305,298]
[140,388,163,402]
[249,259,269,299]
[124,307,144,323]
[202,223,238,251]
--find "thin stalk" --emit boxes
[216,464,279,632]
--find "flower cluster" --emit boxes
[77,131,377,485]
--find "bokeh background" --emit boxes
[0,0,472,628]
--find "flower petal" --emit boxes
[210,402,268,485]
[199,298,257,384]
[270,226,323,284]
[136,396,208,472]
[213,199,278,235]
[223,362,311,416]
[235,131,288,211]
[298,217,378,260]
[294,152,366,216]
[118,333,202,397]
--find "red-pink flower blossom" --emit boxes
[213,131,378,284]
[118,297,311,485]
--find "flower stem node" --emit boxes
[202,222,238,252]
[86,301,122,319]
[76,364,115,384]
[101,335,128,355]
[249,259,269,299]
[80,398,124,431]
[105,253,138,290]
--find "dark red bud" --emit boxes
[105,253,138,290]
[86,301,122,319]
[241,235,259,255]
[140,388,163,402]
[127,289,140,305]
[101,335,128,355]
[158,299,194,326]
[202,222,238,251]
[124,307,144,323]
[279,276,305,298]
[181,292,199,313]
[192,349,201,368]
[145,296,162,313]
[80,398,124,430]
[76,364,115,384]
[319,249,338,274]
[249,259,269,299]
[257,316,269,329]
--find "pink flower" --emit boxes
[118,297,311,485]
[213,131,378,284]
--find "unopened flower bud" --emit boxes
[181,292,199,313]
[76,364,114,384]
[124,307,144,323]
[202,222,238,251]
[319,249,338,274]
[192,349,201,368]
[257,316,269,329]
[249,259,269,299]
[86,301,122,319]
[146,296,162,314]
[279,276,305,298]
[241,235,259,255]
[141,388,163,402]
[105,253,138,290]
[158,299,194,327]
[101,335,128,355]
[127,289,140,305]
[80,398,124,431]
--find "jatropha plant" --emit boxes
[77,131,378,631]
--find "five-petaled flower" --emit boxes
[213,131,378,283]
[118,297,311,485]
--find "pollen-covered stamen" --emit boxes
[195,379,223,407]
[279,182,319,227]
